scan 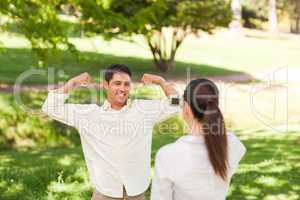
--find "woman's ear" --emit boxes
[183,102,187,115]
[183,101,192,119]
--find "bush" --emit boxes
[0,92,80,149]
[242,5,268,29]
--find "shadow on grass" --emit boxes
[0,147,92,200]
[0,131,299,200]
[0,47,251,85]
[0,133,179,200]
[227,132,300,200]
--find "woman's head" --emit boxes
[183,78,228,181]
[183,79,219,123]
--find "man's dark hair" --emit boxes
[104,64,132,82]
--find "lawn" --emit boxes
[0,84,300,199]
[0,28,300,200]
[1,30,300,84]
[0,129,299,200]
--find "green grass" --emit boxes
[0,47,242,84]
[0,130,299,200]
[0,88,299,199]
[227,130,300,200]
[1,30,300,84]
[1,29,300,200]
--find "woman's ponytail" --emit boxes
[202,100,228,181]
[183,79,228,181]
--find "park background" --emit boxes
[0,0,299,200]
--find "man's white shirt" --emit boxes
[42,90,180,198]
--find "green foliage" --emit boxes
[242,5,268,29]
[93,0,232,71]
[0,0,231,70]
[241,0,298,29]
[0,0,77,67]
[0,92,80,149]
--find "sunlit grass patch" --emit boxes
[1,128,299,199]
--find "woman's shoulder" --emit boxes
[155,141,180,160]
[227,132,244,146]
[226,131,247,159]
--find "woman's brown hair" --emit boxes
[183,78,228,181]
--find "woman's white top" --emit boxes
[151,133,246,200]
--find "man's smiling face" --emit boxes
[104,72,132,107]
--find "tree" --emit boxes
[268,0,278,32]
[290,0,300,33]
[0,0,231,71]
[239,0,300,33]
[0,0,77,67]
[229,0,243,31]
[77,0,231,72]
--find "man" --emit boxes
[42,64,180,200]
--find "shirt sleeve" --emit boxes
[151,152,174,200]
[228,132,247,177]
[135,99,180,124]
[41,90,92,128]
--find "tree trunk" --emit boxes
[268,0,278,33]
[297,17,300,33]
[146,28,185,72]
[294,0,300,33]
[229,0,244,36]
[229,0,242,29]
[290,0,299,33]
[153,59,174,72]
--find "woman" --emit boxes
[151,79,246,200]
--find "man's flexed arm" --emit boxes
[42,72,103,127]
[56,72,102,94]
[140,73,177,97]
[140,73,181,125]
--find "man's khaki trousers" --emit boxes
[91,187,145,200]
